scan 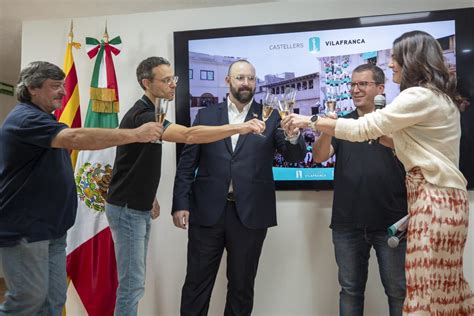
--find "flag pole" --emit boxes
[103,20,109,43]
[69,20,74,43]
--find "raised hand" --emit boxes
[238,118,266,135]
[281,113,311,135]
[135,122,164,143]
[325,112,338,119]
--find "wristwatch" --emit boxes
[308,115,319,130]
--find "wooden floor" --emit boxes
[0,278,5,303]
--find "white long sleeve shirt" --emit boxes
[335,86,467,191]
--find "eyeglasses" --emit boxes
[229,75,256,83]
[348,81,379,90]
[156,76,179,85]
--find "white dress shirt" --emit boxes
[226,96,300,193]
[227,97,252,151]
[227,97,252,193]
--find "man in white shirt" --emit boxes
[172,60,306,315]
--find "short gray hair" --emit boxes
[16,61,65,102]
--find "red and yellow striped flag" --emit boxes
[55,21,82,167]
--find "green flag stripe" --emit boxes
[84,37,119,129]
[83,100,118,128]
[90,46,105,88]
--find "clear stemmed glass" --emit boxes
[325,99,337,116]
[253,90,276,137]
[278,87,296,130]
[154,98,169,144]
[283,87,296,114]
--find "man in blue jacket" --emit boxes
[0,61,162,315]
[172,60,306,315]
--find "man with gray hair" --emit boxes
[0,61,163,315]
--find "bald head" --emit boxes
[227,60,255,76]
[225,60,256,107]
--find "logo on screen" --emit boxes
[295,170,303,179]
[308,37,320,52]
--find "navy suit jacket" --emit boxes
[172,100,306,229]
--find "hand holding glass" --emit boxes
[325,100,337,117]
[253,91,276,137]
[280,87,296,118]
[278,87,296,133]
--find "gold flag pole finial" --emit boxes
[103,20,109,43]
[68,20,74,43]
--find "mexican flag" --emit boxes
[66,34,122,316]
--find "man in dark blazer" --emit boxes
[172,60,306,316]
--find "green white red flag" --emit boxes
[66,31,122,316]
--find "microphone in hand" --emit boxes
[369,94,387,144]
[374,94,386,110]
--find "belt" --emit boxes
[226,192,236,202]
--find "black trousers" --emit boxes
[180,201,268,316]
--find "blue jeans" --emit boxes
[332,228,406,316]
[0,234,67,316]
[105,203,151,316]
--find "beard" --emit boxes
[230,84,255,104]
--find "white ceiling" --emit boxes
[0,0,276,84]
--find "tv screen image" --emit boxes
[174,9,474,190]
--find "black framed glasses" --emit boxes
[348,81,379,90]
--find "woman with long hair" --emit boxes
[283,30,473,315]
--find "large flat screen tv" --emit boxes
[174,8,474,190]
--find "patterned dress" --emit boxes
[404,167,474,315]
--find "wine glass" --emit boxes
[262,91,276,121]
[154,98,169,144]
[253,90,276,137]
[283,87,296,114]
[278,87,296,129]
[325,99,337,116]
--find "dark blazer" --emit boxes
[172,100,306,229]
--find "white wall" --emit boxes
[21,1,474,315]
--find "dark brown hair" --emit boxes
[392,30,467,110]
[136,56,170,90]
[352,63,385,84]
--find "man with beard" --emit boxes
[105,57,264,316]
[172,59,306,315]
